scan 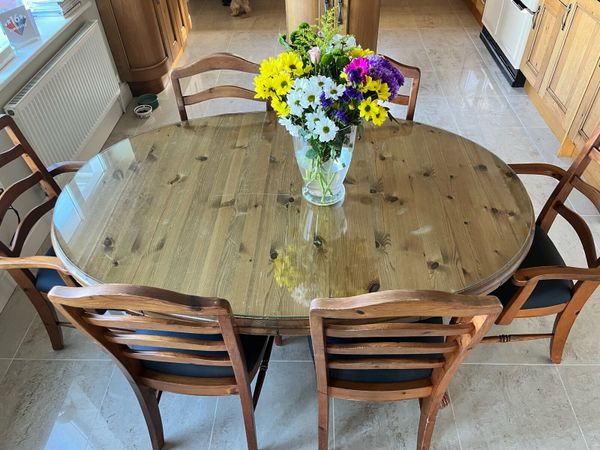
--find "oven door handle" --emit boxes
[511,0,527,10]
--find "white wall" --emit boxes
[0,1,130,311]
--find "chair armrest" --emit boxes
[512,265,600,285]
[0,256,70,274]
[47,161,85,177]
[509,163,567,181]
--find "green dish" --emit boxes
[137,93,159,110]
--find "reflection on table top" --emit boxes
[52,112,534,333]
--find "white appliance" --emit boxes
[481,0,539,86]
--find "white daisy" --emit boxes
[315,117,339,142]
[279,117,301,137]
[286,89,305,116]
[325,83,345,100]
[305,111,322,131]
[300,80,322,109]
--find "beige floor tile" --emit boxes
[558,365,600,447]
[87,369,217,450]
[436,67,504,98]
[15,316,109,360]
[451,365,588,450]
[0,289,35,358]
[334,397,461,450]
[0,360,113,450]
[210,361,318,449]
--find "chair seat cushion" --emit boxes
[35,248,67,293]
[135,330,269,378]
[491,226,573,310]
[310,317,444,384]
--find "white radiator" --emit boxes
[4,20,120,166]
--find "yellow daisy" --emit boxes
[278,52,305,77]
[271,97,290,117]
[358,97,381,122]
[273,72,293,96]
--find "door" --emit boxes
[540,0,600,129]
[520,0,566,89]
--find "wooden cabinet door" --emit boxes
[568,60,600,151]
[520,0,566,89]
[540,0,600,129]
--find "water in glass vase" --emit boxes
[293,126,357,206]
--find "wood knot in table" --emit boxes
[270,249,278,260]
[474,164,488,172]
[384,194,399,203]
[427,261,440,270]
[367,280,380,292]
[103,237,114,252]
[195,155,208,161]
[277,194,295,207]
[167,174,186,185]
[374,232,391,250]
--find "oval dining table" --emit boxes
[51,111,534,336]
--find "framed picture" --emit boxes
[0,5,40,49]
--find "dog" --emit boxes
[222,0,251,16]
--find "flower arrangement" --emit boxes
[254,9,405,205]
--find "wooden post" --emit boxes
[284,0,320,36]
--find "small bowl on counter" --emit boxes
[137,93,159,110]
[134,104,153,119]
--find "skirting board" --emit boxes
[0,94,126,313]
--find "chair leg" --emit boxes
[133,385,165,450]
[318,392,329,450]
[274,335,283,346]
[550,283,597,364]
[416,396,442,450]
[31,291,63,350]
[239,384,259,450]
[253,336,274,408]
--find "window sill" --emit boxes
[0,0,91,92]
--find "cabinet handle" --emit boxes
[561,3,572,31]
[338,0,343,24]
[531,7,540,29]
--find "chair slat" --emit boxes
[124,349,232,366]
[325,322,474,338]
[83,313,222,334]
[10,198,56,255]
[326,341,457,355]
[106,332,227,351]
[327,357,445,370]
[0,144,24,166]
[184,86,258,105]
[0,171,43,221]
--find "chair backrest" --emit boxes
[310,290,501,401]
[537,123,600,268]
[171,52,267,121]
[47,284,253,393]
[382,55,421,121]
[0,114,61,258]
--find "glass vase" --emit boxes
[293,126,357,206]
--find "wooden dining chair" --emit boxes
[47,284,274,450]
[0,114,84,350]
[171,52,269,121]
[382,55,421,121]
[483,123,600,363]
[310,290,501,450]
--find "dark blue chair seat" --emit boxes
[491,226,573,310]
[310,317,444,383]
[35,248,67,293]
[134,330,269,378]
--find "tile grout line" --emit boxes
[447,389,464,450]
[554,365,590,450]
[207,397,219,450]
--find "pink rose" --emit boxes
[308,47,321,64]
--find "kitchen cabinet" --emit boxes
[520,0,600,159]
[521,0,566,89]
[96,0,192,95]
[540,0,600,129]
[567,62,600,151]
[284,0,381,51]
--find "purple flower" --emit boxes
[346,68,363,84]
[333,108,348,125]
[342,85,363,101]
[320,92,333,108]
[366,55,405,100]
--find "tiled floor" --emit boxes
[2,0,600,448]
